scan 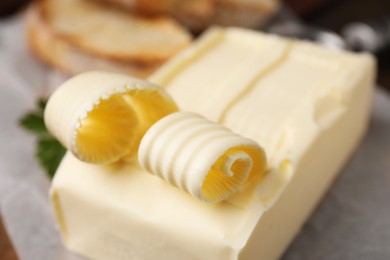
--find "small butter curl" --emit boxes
[138,112,267,203]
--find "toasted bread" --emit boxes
[195,0,280,30]
[26,0,192,77]
[89,0,280,31]
[93,0,177,15]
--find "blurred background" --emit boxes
[0,0,389,259]
[1,0,390,89]
[287,0,390,89]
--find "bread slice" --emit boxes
[26,0,192,77]
[92,0,178,15]
[88,0,280,31]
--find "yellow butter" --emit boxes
[51,28,375,259]
[138,111,267,203]
[44,71,178,163]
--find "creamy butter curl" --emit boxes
[44,71,178,164]
[138,112,267,202]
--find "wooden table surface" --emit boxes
[0,215,18,260]
[0,0,389,259]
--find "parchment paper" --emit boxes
[0,14,389,260]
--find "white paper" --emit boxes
[0,14,82,260]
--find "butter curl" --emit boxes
[44,71,178,164]
[138,112,267,203]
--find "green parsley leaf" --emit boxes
[19,98,66,179]
[19,112,46,134]
[37,136,66,179]
[37,98,47,111]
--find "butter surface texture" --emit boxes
[51,28,375,259]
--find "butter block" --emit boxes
[51,28,375,259]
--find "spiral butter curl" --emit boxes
[138,112,267,203]
[44,71,178,164]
